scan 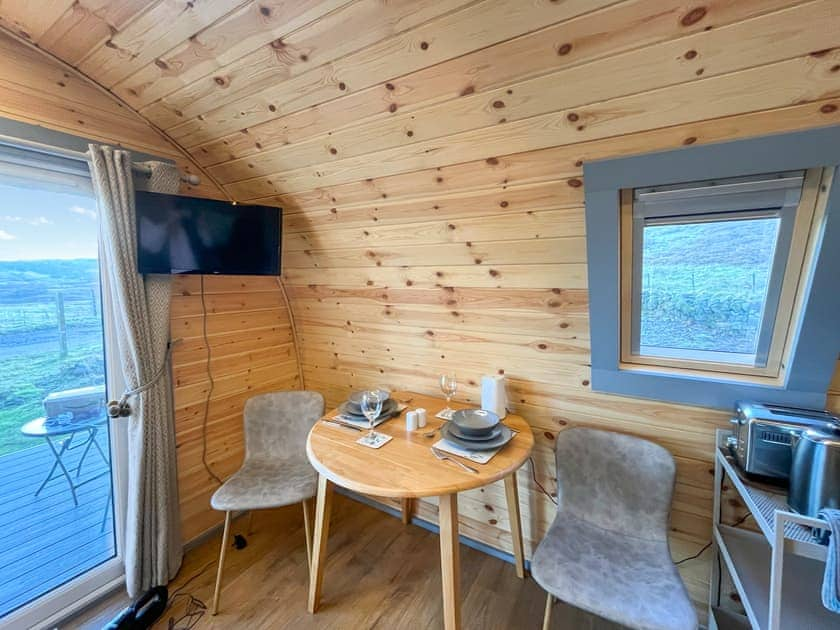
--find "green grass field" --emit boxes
[0,336,104,456]
[0,259,104,457]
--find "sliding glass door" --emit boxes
[0,148,126,628]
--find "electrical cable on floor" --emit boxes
[673,511,752,565]
[529,456,558,505]
[167,593,206,630]
[161,560,217,629]
[200,275,223,486]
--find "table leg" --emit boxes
[35,435,71,497]
[44,436,78,506]
[504,471,526,579]
[439,493,461,630]
[307,475,334,614]
[76,428,96,476]
[91,427,110,465]
[401,497,412,525]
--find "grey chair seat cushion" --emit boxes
[531,513,697,630]
[210,458,317,511]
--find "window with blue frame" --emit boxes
[583,126,840,410]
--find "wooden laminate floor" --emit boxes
[71,495,622,629]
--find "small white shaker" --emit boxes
[416,408,427,428]
[405,410,419,431]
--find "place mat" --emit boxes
[432,429,517,465]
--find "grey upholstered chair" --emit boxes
[532,427,697,630]
[210,390,324,615]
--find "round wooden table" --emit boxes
[306,391,534,630]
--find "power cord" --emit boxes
[200,275,223,486]
[529,456,558,505]
[162,560,216,629]
[674,511,752,565]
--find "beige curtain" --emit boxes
[88,145,183,597]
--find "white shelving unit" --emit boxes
[709,429,838,630]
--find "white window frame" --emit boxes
[619,168,823,380]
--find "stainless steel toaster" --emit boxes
[727,402,840,480]
[788,428,840,517]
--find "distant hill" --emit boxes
[0,259,98,304]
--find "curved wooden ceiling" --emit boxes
[1,0,838,208]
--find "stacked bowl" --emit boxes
[338,389,398,425]
[441,409,513,450]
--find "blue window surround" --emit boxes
[583,125,840,410]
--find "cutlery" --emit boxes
[423,428,438,438]
[323,419,362,431]
[431,446,478,474]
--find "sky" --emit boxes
[0,182,99,261]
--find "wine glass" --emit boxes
[439,374,457,415]
[360,389,385,445]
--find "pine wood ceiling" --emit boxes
[2,0,838,208]
[6,0,829,207]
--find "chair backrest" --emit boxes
[554,427,676,541]
[242,391,325,462]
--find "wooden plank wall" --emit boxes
[141,0,838,614]
[0,30,299,541]
[2,0,840,619]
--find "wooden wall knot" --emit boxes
[680,7,707,27]
[556,43,572,56]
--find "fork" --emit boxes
[431,446,478,474]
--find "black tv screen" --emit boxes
[135,191,280,275]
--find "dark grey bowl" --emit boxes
[451,409,500,436]
[346,389,390,413]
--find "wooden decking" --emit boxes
[0,434,114,619]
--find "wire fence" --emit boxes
[0,285,101,356]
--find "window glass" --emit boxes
[638,215,781,364]
[0,180,116,618]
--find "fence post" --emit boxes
[56,291,67,358]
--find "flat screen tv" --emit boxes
[135,191,281,275]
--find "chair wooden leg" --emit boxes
[542,593,553,630]
[401,497,412,525]
[302,498,313,572]
[211,511,232,615]
[247,510,255,534]
[504,471,526,578]
[307,476,334,614]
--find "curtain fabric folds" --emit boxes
[88,145,183,597]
